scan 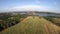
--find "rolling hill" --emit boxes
[0,16,60,34]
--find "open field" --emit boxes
[0,16,60,34]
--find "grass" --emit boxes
[0,16,60,34]
[44,16,60,26]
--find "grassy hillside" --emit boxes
[0,16,60,34]
[44,16,60,26]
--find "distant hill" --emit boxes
[0,11,60,16]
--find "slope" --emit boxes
[0,16,60,34]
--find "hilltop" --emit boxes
[0,16,60,34]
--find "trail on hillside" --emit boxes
[0,16,59,34]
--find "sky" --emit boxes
[0,0,60,13]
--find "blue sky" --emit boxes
[0,0,60,13]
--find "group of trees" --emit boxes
[0,14,27,31]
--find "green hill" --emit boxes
[0,16,60,34]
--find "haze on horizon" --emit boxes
[0,0,60,13]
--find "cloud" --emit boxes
[8,5,49,11]
[1,5,59,13]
